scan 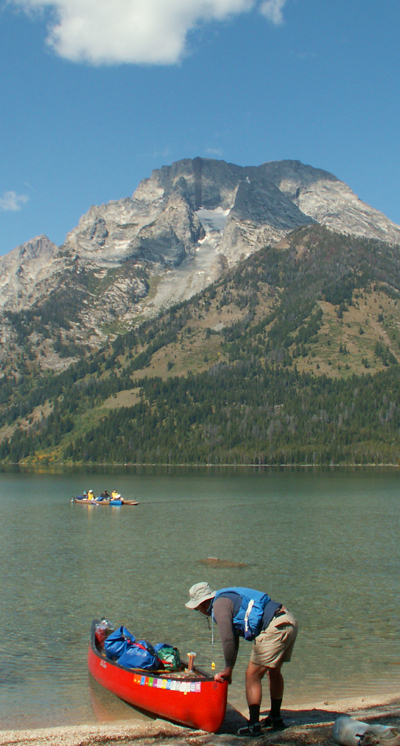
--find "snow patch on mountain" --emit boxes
[196,207,230,235]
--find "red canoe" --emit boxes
[88,620,228,732]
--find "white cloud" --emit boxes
[10,0,289,65]
[260,0,286,25]
[0,191,29,211]
[205,147,224,156]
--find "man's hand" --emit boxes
[214,667,233,684]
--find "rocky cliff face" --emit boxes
[1,157,400,370]
[261,160,400,243]
[0,235,60,311]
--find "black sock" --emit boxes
[249,704,260,724]
[270,698,282,720]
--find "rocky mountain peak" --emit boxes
[1,157,400,371]
[0,235,59,311]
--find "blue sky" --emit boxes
[1,0,399,256]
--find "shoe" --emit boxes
[237,722,262,737]
[260,716,286,730]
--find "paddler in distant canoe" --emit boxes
[97,489,109,501]
[111,489,124,502]
[185,582,298,737]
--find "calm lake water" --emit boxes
[0,467,399,730]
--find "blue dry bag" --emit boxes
[104,626,135,660]
[118,639,162,671]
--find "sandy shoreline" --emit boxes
[1,692,399,746]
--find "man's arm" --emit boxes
[212,597,239,683]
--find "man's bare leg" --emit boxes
[246,661,268,704]
[268,666,284,700]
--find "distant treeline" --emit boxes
[2,362,400,465]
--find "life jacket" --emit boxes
[213,586,271,640]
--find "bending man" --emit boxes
[185,582,298,737]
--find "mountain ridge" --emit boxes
[1,158,400,375]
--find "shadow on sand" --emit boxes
[220,703,400,743]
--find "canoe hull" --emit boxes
[72,499,106,505]
[88,621,227,732]
[72,498,139,506]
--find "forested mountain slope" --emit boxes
[1,225,400,465]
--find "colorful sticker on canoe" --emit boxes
[133,675,201,692]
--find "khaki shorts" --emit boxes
[250,609,298,669]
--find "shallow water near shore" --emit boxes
[0,466,399,730]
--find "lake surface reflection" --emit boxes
[0,467,399,730]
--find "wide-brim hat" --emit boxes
[185,581,216,609]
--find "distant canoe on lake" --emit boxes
[71,497,139,506]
